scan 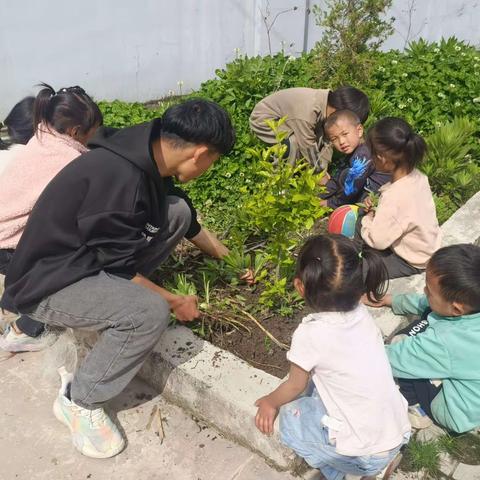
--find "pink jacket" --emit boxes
[0,126,88,249]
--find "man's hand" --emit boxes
[254,395,279,435]
[361,293,392,308]
[170,295,200,322]
[240,268,256,285]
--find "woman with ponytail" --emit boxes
[357,117,441,278]
[255,234,410,480]
[0,83,102,353]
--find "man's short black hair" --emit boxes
[159,98,235,155]
[327,86,369,123]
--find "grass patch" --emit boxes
[401,438,445,478]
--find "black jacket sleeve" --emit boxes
[164,177,201,239]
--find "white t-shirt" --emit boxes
[287,304,410,456]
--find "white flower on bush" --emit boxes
[454,101,461,107]
[402,72,408,77]
[407,97,413,103]
[287,55,296,62]
[225,172,232,178]
[434,48,440,53]
[378,66,386,72]
[461,52,467,57]
[391,60,398,65]
[449,83,456,88]
[437,92,446,99]
[398,103,406,110]
[435,121,442,127]
[473,97,480,103]
[455,45,462,51]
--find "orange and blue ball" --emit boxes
[327,205,359,239]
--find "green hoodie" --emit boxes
[386,293,480,433]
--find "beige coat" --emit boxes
[249,87,333,170]
[361,169,442,268]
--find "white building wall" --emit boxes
[1,0,479,117]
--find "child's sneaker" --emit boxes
[0,324,57,352]
[53,368,125,458]
[408,404,433,429]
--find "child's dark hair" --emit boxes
[33,83,103,137]
[295,234,388,312]
[428,244,480,313]
[159,98,235,155]
[324,109,361,138]
[327,86,369,123]
[0,96,35,149]
[367,117,427,173]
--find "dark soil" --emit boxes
[206,307,304,378]
[151,241,312,378]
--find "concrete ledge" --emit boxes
[138,325,298,470]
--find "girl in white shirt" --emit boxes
[255,234,410,480]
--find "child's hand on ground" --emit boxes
[170,294,200,322]
[254,395,279,435]
[361,293,392,308]
[240,268,256,285]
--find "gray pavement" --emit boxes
[0,350,309,480]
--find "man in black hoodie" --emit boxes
[2,99,235,458]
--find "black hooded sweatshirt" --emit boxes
[3,120,201,312]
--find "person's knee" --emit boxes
[167,196,191,237]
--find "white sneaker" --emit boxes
[408,404,433,429]
[53,368,125,458]
[0,324,57,352]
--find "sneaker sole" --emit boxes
[53,397,125,459]
[0,334,57,353]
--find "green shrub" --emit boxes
[311,0,394,87]
[422,117,480,209]
[365,38,480,135]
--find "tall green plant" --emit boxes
[312,0,394,87]
[422,117,480,207]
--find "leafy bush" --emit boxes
[98,37,480,231]
[365,38,480,135]
[182,52,316,232]
[311,0,394,87]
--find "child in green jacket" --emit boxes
[366,243,480,434]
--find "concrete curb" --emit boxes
[138,191,480,470]
[138,325,297,469]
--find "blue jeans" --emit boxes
[279,386,408,480]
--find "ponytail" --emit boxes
[32,82,102,139]
[367,117,426,173]
[33,83,56,133]
[360,247,389,302]
[404,133,427,171]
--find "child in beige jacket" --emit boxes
[249,86,369,171]
[357,117,441,279]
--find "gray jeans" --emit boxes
[28,196,191,409]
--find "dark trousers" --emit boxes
[0,249,45,337]
[353,215,424,279]
[395,310,442,420]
